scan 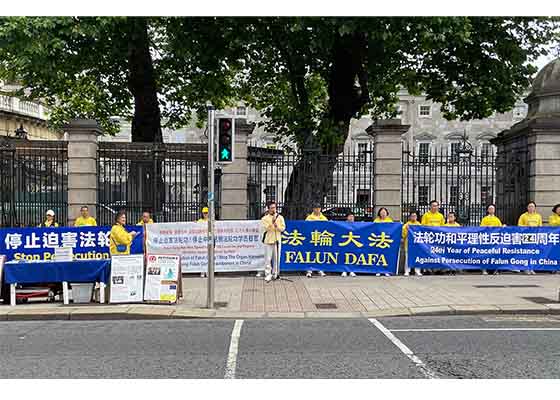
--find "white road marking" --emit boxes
[390,327,560,332]
[224,319,244,379]
[369,318,438,379]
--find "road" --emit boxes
[2,315,560,378]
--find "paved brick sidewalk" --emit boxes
[2,274,560,320]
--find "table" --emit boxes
[3,259,111,306]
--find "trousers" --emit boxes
[264,241,281,277]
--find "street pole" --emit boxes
[207,105,215,309]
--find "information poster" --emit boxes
[144,254,180,303]
[109,254,144,303]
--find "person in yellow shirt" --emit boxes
[197,207,209,223]
[74,205,97,227]
[548,204,560,226]
[137,211,154,226]
[402,211,422,276]
[421,200,445,226]
[341,212,358,277]
[518,201,542,275]
[110,211,137,255]
[480,204,504,275]
[305,205,327,277]
[374,207,394,223]
[38,209,59,228]
[261,201,286,282]
[444,212,461,227]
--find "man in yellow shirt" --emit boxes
[518,201,542,275]
[197,207,209,223]
[261,201,286,282]
[402,211,422,276]
[421,200,445,226]
[548,204,560,226]
[480,204,503,275]
[74,206,97,227]
[443,212,461,227]
[305,205,327,277]
[137,211,154,226]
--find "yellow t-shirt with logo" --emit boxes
[197,218,208,223]
[136,218,154,226]
[374,217,394,223]
[548,214,560,226]
[402,221,421,249]
[443,222,461,227]
[74,216,97,227]
[305,213,328,221]
[480,215,502,227]
[518,212,542,227]
[421,211,445,226]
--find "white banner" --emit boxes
[144,254,180,303]
[145,221,265,273]
[109,254,145,303]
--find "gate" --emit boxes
[0,137,68,227]
[248,144,375,220]
[401,135,528,225]
[97,142,219,225]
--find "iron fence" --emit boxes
[0,137,68,227]
[97,142,219,226]
[248,144,375,220]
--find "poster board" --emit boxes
[109,254,144,303]
[144,254,180,303]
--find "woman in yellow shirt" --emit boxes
[480,204,503,275]
[402,211,422,276]
[374,207,394,223]
[518,201,542,275]
[548,204,560,226]
[443,212,461,227]
[110,211,138,256]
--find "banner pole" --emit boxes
[207,105,215,309]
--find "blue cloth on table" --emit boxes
[3,259,111,284]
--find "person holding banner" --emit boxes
[548,204,560,226]
[261,201,286,282]
[402,211,422,276]
[197,207,209,278]
[38,209,59,228]
[341,212,357,277]
[305,205,327,278]
[373,207,393,223]
[74,205,97,227]
[444,212,461,227]
[110,211,138,256]
[518,201,542,275]
[421,200,445,226]
[480,204,503,275]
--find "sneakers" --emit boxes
[306,271,312,278]
[349,272,357,277]
[493,270,500,275]
[404,270,410,276]
[256,271,263,278]
[318,271,327,277]
[414,268,422,276]
[530,270,537,275]
[384,273,390,277]
[341,272,348,277]
[265,274,273,282]
[482,270,488,275]
[376,273,381,277]
[200,272,207,278]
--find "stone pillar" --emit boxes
[65,119,102,226]
[366,119,409,221]
[219,119,254,220]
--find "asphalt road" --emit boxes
[2,315,560,378]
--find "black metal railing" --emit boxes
[401,139,529,226]
[247,144,375,220]
[0,137,68,227]
[97,142,219,226]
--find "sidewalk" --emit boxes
[2,274,560,320]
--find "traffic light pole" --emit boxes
[207,105,215,309]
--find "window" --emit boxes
[356,189,370,207]
[481,143,493,160]
[481,186,492,205]
[264,185,276,204]
[236,106,247,116]
[326,186,337,204]
[418,142,430,164]
[418,186,429,206]
[513,105,526,119]
[357,142,368,161]
[449,186,459,205]
[450,142,461,163]
[418,105,432,118]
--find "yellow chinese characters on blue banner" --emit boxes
[280,221,402,274]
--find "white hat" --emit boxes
[46,210,55,216]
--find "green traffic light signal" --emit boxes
[217,117,234,163]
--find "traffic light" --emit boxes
[216,117,234,163]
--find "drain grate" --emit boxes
[214,301,229,308]
[315,303,337,310]
[522,297,557,304]
[474,284,541,289]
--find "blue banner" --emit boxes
[0,226,144,262]
[280,221,402,274]
[408,225,560,271]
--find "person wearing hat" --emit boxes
[197,207,209,223]
[38,210,59,228]
[304,204,327,278]
[74,205,97,227]
[137,211,154,226]
[197,207,210,277]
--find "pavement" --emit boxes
[1,274,560,320]
[3,316,560,378]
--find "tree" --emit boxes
[234,17,560,218]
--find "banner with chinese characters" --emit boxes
[0,226,144,261]
[408,225,560,271]
[280,221,402,274]
[145,221,264,273]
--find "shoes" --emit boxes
[318,271,327,277]
[349,272,357,277]
[493,270,500,275]
[482,270,488,275]
[530,270,536,275]
[414,269,422,276]
[265,274,272,282]
[200,272,207,278]
[341,272,347,277]
[524,270,532,275]
[256,271,263,278]
[306,271,312,278]
[384,273,390,277]
[376,273,381,277]
[404,271,410,276]
[273,273,278,280]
